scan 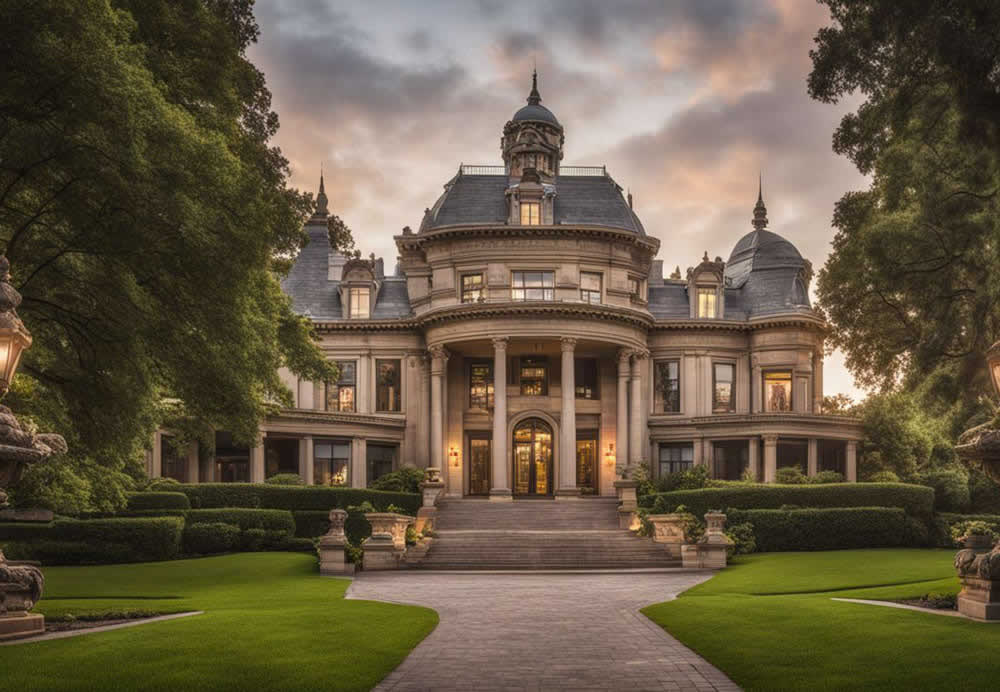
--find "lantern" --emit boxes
[988,341,1000,399]
[0,257,31,396]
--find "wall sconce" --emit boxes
[604,443,616,467]
[449,446,461,468]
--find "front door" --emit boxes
[469,437,491,495]
[513,418,553,495]
[576,435,597,495]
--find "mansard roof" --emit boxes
[421,172,646,235]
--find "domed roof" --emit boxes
[511,71,561,128]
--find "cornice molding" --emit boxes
[395,224,661,253]
[268,408,407,428]
[416,300,654,330]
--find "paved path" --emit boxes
[347,570,738,691]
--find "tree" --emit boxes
[0,0,333,511]
[809,1,1000,430]
[855,391,950,480]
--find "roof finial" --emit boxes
[527,69,541,105]
[752,172,768,231]
[315,165,329,216]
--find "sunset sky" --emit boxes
[249,0,868,400]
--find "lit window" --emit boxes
[659,443,694,476]
[519,357,548,395]
[764,371,793,412]
[655,360,681,413]
[575,359,598,399]
[462,273,484,303]
[697,287,717,318]
[349,287,370,318]
[376,359,401,412]
[325,361,356,412]
[512,271,554,301]
[520,202,541,225]
[580,272,602,304]
[314,440,349,486]
[469,362,494,409]
[713,363,735,413]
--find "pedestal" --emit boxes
[317,508,353,575]
[362,534,400,570]
[614,479,639,529]
[647,513,688,559]
[0,613,44,641]
[957,577,1000,621]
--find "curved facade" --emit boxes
[146,76,862,493]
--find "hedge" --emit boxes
[126,491,191,512]
[185,508,295,535]
[0,517,183,564]
[172,483,421,514]
[642,483,934,517]
[182,522,240,555]
[727,507,907,552]
[292,509,372,545]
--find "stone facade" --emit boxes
[145,75,862,495]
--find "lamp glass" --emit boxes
[991,360,1000,399]
[0,332,25,391]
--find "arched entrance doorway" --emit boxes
[513,418,553,496]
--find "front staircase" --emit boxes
[414,497,680,570]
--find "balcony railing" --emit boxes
[460,165,507,175]
[559,166,607,177]
[458,164,608,177]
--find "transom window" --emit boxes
[580,272,602,304]
[764,371,793,412]
[326,361,356,412]
[520,201,541,225]
[659,443,694,476]
[697,287,717,318]
[462,273,484,303]
[713,362,735,412]
[654,360,681,413]
[469,361,494,410]
[511,271,554,301]
[376,359,401,412]
[349,287,370,319]
[519,357,548,396]
[575,359,598,399]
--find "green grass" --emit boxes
[0,553,437,692]
[642,548,1000,691]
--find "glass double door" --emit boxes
[513,419,553,495]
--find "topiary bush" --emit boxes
[915,468,971,513]
[173,483,420,514]
[726,507,907,552]
[182,522,240,555]
[185,508,295,535]
[265,473,305,486]
[125,491,191,512]
[0,517,183,564]
[775,467,807,484]
[368,467,425,494]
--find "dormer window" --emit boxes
[349,287,370,319]
[697,287,717,318]
[520,202,541,225]
[688,253,725,319]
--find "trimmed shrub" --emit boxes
[121,509,189,518]
[654,465,710,492]
[239,528,291,551]
[265,473,305,486]
[0,517,183,564]
[145,477,182,491]
[726,522,757,555]
[185,508,295,535]
[866,470,901,483]
[641,482,934,517]
[916,468,971,513]
[293,510,332,538]
[775,467,807,484]
[126,491,191,512]
[174,483,421,514]
[276,537,316,552]
[809,471,845,484]
[183,522,240,555]
[368,468,425,494]
[726,507,907,552]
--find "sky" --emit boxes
[249,0,869,401]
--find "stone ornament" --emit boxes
[321,509,348,546]
[0,549,44,616]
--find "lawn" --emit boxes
[0,553,437,692]
[643,548,1000,691]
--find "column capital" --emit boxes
[617,348,632,363]
[763,434,779,445]
[560,336,577,352]
[846,439,858,450]
[491,336,509,351]
[631,348,650,362]
[428,345,450,363]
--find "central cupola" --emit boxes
[501,71,564,181]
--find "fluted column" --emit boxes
[490,337,512,500]
[616,349,630,474]
[557,337,579,497]
[763,434,778,483]
[429,346,449,480]
[629,350,648,466]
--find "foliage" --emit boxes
[775,467,807,484]
[125,491,191,512]
[726,507,907,552]
[821,393,856,415]
[915,468,971,513]
[855,391,955,480]
[182,521,239,555]
[385,503,411,515]
[654,464,710,492]
[626,461,656,499]
[949,520,998,543]
[368,468,426,494]
[145,478,182,491]
[327,214,358,257]
[641,482,934,518]
[809,471,845,484]
[264,473,305,486]
[0,516,183,564]
[725,522,757,556]
[405,526,418,546]
[344,542,364,564]
[185,508,295,535]
[866,470,900,483]
[969,469,1000,513]
[172,483,421,514]
[0,0,335,512]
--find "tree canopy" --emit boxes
[0,0,333,511]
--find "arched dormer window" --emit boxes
[340,257,379,319]
[687,252,726,319]
[506,167,556,226]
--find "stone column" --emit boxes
[616,349,630,473]
[807,438,818,478]
[186,441,199,484]
[429,346,449,481]
[747,437,760,481]
[813,348,824,413]
[250,433,266,483]
[763,434,778,483]
[299,436,314,485]
[490,337,512,500]
[557,337,579,497]
[846,440,858,482]
[150,430,162,478]
[751,354,762,413]
[629,350,648,466]
[418,354,431,469]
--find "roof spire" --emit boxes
[527,69,541,105]
[752,172,768,231]
[315,166,329,216]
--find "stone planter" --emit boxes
[681,512,729,570]
[362,512,414,570]
[963,534,995,552]
[955,544,1000,621]
[318,509,354,576]
[0,550,45,640]
[647,514,688,559]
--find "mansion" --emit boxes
[146,75,862,497]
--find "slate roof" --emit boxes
[512,103,560,126]
[723,228,812,317]
[422,173,646,235]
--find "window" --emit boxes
[366,444,397,485]
[628,276,646,301]
[376,359,401,412]
[764,371,793,412]
[580,272,602,304]
[314,440,349,486]
[519,356,548,396]
[654,360,681,413]
[697,287,717,318]
[520,201,541,225]
[575,359,598,399]
[326,361,356,412]
[713,363,735,413]
[349,287,370,319]
[461,273,484,303]
[511,271,554,301]
[469,361,494,409]
[659,443,694,476]
[265,438,298,478]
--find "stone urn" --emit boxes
[362,512,414,570]
[962,534,996,552]
[681,512,729,570]
[647,513,689,559]
[0,550,45,640]
[955,544,1000,621]
[318,509,352,576]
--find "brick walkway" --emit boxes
[347,570,739,691]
